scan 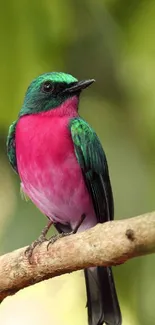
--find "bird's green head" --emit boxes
[19,72,95,117]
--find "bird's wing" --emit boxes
[6,120,18,174]
[69,118,122,325]
[69,117,114,222]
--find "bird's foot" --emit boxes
[47,231,73,250]
[47,214,86,250]
[25,220,53,261]
[25,234,48,260]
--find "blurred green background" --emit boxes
[0,0,155,324]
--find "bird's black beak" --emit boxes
[63,79,95,94]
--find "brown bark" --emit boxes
[0,211,155,302]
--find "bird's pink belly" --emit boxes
[20,154,96,230]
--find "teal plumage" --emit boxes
[70,117,114,221]
[7,120,18,173]
[20,72,78,116]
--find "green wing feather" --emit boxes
[69,117,114,222]
[70,119,122,325]
[7,121,30,202]
[6,120,18,174]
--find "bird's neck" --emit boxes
[36,96,79,118]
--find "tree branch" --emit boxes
[0,211,155,302]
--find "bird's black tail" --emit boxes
[84,266,122,325]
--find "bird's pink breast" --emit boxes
[15,104,96,230]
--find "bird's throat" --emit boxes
[37,95,79,118]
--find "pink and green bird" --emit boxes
[7,72,122,325]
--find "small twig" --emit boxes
[0,211,155,302]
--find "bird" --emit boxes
[7,72,122,325]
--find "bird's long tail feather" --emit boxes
[84,266,122,325]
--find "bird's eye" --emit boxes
[42,81,53,93]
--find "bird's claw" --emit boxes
[47,231,73,250]
[25,214,86,260]
[25,220,53,262]
[46,214,86,250]
[25,234,48,262]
